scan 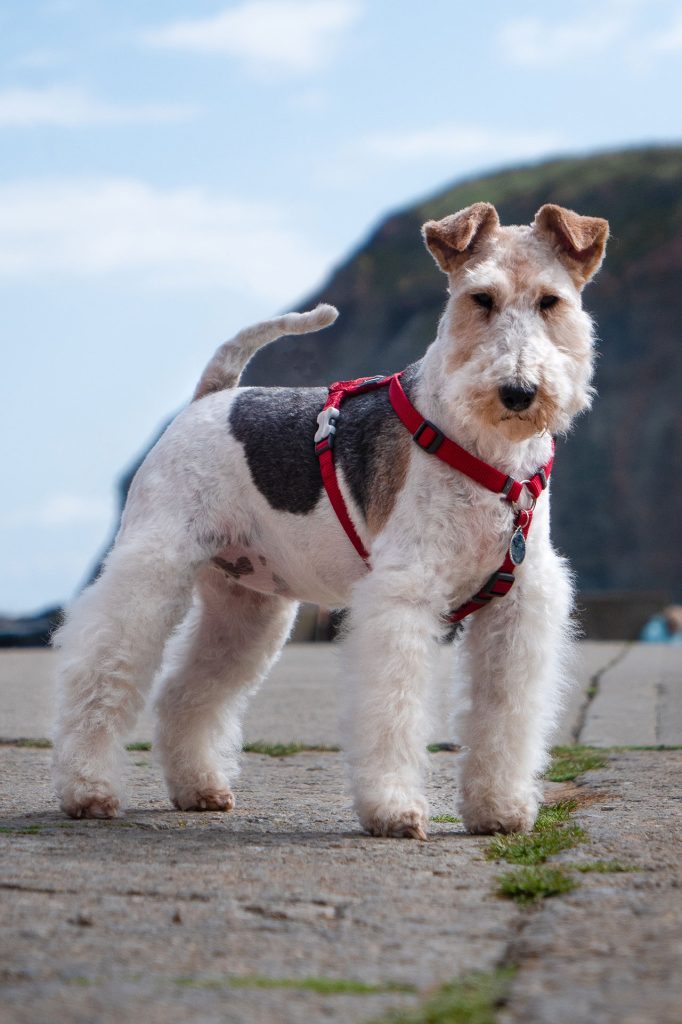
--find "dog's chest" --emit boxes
[419,480,516,600]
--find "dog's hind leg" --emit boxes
[152,567,298,812]
[52,537,200,819]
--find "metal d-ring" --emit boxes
[512,480,537,514]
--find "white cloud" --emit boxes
[498,13,629,68]
[143,0,361,75]
[0,85,197,127]
[498,3,682,68]
[645,15,682,53]
[0,178,328,302]
[364,125,564,164]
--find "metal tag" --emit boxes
[509,528,526,566]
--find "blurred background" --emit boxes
[1,0,681,644]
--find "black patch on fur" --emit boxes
[230,386,327,514]
[228,365,421,518]
[335,363,420,518]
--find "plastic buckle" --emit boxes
[479,570,516,600]
[314,406,339,448]
[413,419,444,454]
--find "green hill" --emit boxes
[244,146,682,599]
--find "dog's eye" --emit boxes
[539,295,559,310]
[471,292,494,311]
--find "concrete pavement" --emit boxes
[0,641,680,1023]
[1,641,680,748]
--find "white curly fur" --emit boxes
[52,203,607,837]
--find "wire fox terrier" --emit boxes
[52,202,608,839]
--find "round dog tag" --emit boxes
[509,528,526,565]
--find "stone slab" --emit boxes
[552,641,628,745]
[500,749,682,1024]
[580,643,682,747]
[1,746,680,1024]
[0,745,514,1024]
[0,642,616,750]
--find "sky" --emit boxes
[1,0,681,615]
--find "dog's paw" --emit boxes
[59,781,122,820]
[171,786,235,813]
[460,798,538,835]
[358,797,429,840]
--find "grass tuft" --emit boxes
[546,746,607,782]
[243,742,340,757]
[497,865,576,904]
[571,860,640,874]
[430,814,461,824]
[0,737,53,748]
[369,967,515,1024]
[485,802,586,867]
[175,975,415,995]
[533,799,577,828]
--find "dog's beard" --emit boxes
[469,385,560,440]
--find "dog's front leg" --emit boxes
[458,546,573,835]
[342,567,442,840]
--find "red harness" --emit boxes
[314,372,554,624]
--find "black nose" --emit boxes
[499,383,537,412]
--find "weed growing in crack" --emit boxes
[486,800,586,867]
[497,866,576,904]
[546,746,607,782]
[571,860,640,874]
[242,742,340,756]
[368,966,516,1024]
[174,976,415,994]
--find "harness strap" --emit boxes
[388,374,553,503]
[313,372,554,622]
[314,376,389,563]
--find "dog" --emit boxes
[52,201,608,838]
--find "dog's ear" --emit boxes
[534,204,609,287]
[422,202,500,273]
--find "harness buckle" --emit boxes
[314,406,340,448]
[479,570,516,600]
[413,419,445,454]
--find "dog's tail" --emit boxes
[192,304,339,401]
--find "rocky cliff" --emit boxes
[242,145,682,599]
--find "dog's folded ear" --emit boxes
[422,202,500,273]
[534,204,609,287]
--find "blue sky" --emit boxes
[1,0,681,614]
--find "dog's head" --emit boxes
[422,202,608,441]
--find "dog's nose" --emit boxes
[499,383,537,412]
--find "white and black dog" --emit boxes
[53,202,608,838]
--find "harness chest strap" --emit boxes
[314,372,554,623]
